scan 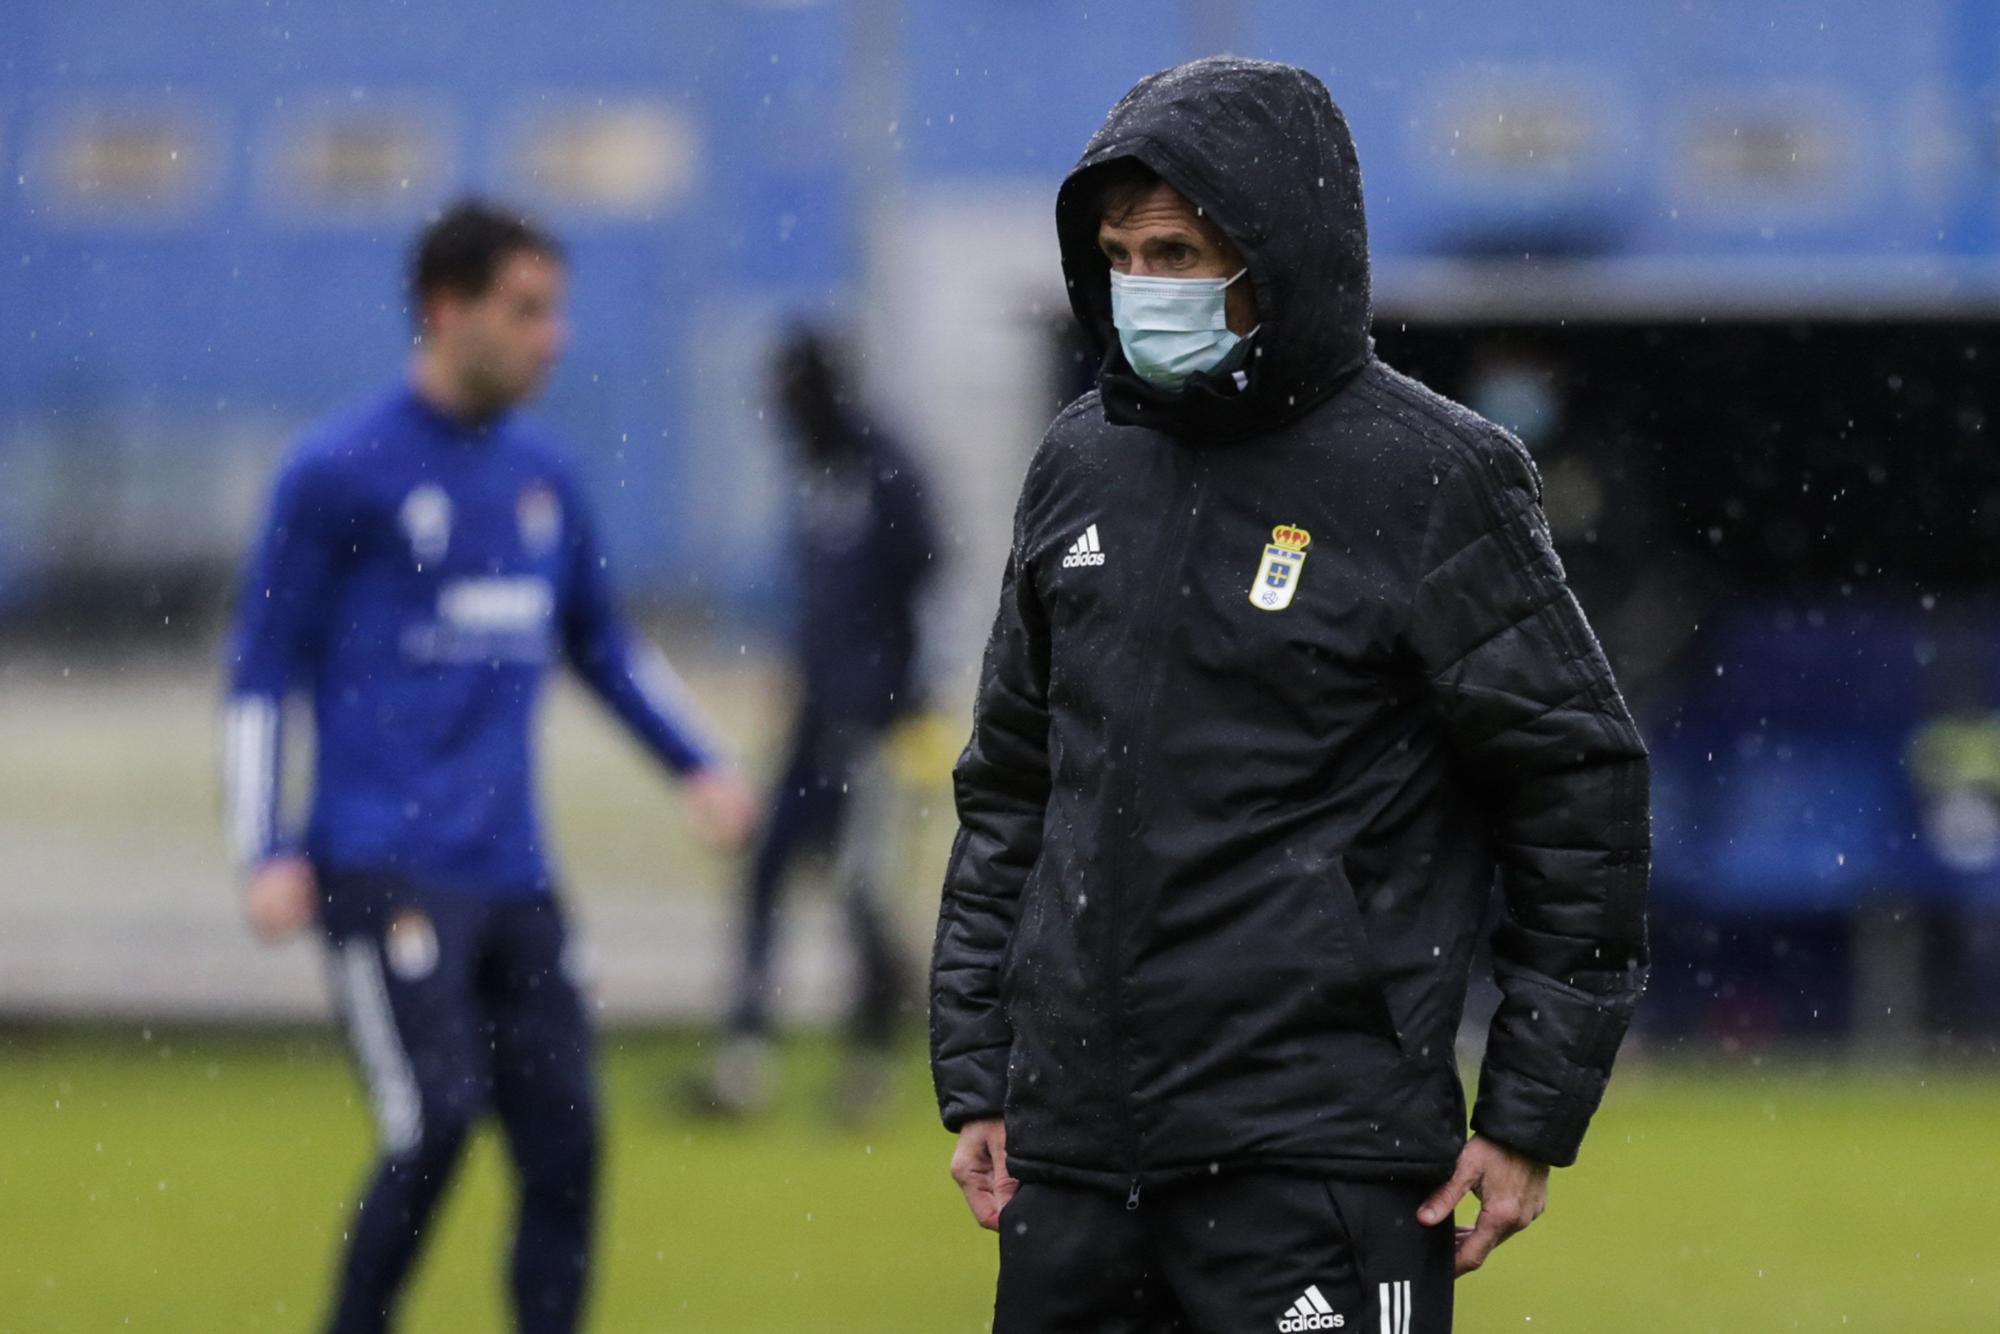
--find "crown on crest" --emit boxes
[1270,525,1312,553]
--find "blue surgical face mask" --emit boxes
[1108,267,1251,390]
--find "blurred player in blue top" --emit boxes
[222,200,755,1334]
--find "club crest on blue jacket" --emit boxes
[400,484,453,566]
[517,482,563,557]
[1249,524,1311,611]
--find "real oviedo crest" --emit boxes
[517,482,564,557]
[1248,524,1311,612]
[399,484,453,566]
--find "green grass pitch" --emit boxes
[1,1030,1993,1332]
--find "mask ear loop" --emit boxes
[1223,269,1259,341]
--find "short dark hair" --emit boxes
[1089,157,1163,225]
[773,324,844,402]
[409,199,563,312]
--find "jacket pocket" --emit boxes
[998,864,1047,1003]
[1314,853,1408,1054]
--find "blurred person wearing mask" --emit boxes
[1461,351,1707,706]
[687,325,940,1119]
[222,199,755,1334]
[930,58,1650,1333]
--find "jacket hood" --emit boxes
[1056,57,1374,440]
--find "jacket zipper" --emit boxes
[1108,446,1211,1195]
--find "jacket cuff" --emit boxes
[940,1103,1005,1133]
[934,1044,1010,1132]
[1469,1059,1605,1168]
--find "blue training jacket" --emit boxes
[222,384,715,896]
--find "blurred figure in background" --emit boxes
[221,199,755,1334]
[1455,347,1709,707]
[687,325,939,1120]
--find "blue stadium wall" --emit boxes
[5,0,2000,601]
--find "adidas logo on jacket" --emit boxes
[1061,523,1105,567]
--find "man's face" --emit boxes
[1097,180,1258,336]
[429,250,569,412]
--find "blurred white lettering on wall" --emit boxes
[504,100,699,218]
[259,94,456,224]
[30,102,223,225]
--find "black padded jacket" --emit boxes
[930,56,1650,1193]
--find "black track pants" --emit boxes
[321,879,598,1334]
[993,1174,1453,1334]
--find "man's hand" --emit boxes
[1417,1134,1550,1276]
[949,1117,1017,1231]
[243,855,317,943]
[683,767,758,853]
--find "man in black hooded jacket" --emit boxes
[929,57,1649,1334]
